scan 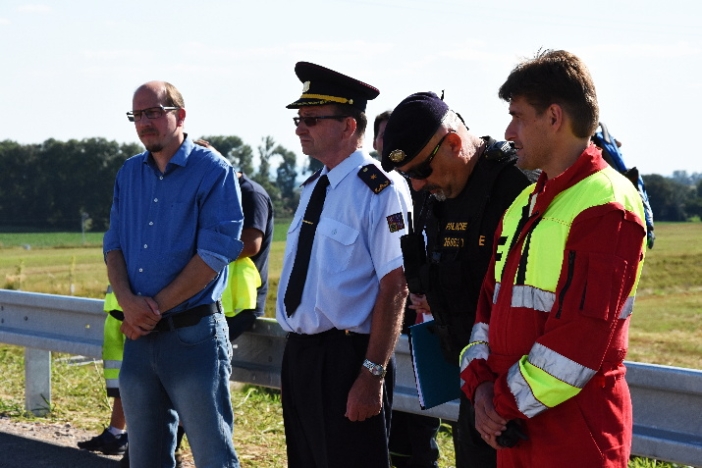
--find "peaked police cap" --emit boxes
[286,62,379,112]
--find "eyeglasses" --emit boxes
[293,115,348,127]
[126,105,179,123]
[397,132,451,180]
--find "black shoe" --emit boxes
[120,448,130,468]
[77,428,128,455]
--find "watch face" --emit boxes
[364,359,385,378]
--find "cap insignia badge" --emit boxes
[302,81,311,93]
[389,149,406,163]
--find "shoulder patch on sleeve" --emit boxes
[358,164,391,194]
[386,213,405,233]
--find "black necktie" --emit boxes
[284,174,330,316]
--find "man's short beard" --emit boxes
[145,143,164,153]
[431,191,447,202]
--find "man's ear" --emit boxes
[547,104,564,131]
[176,108,187,126]
[445,131,462,157]
[344,116,358,138]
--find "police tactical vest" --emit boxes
[422,138,530,364]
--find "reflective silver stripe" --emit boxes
[492,283,501,304]
[511,285,555,312]
[619,296,635,319]
[106,378,119,390]
[460,323,490,373]
[528,343,596,389]
[507,361,548,418]
[460,342,489,373]
[104,360,122,370]
[469,322,489,344]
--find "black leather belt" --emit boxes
[108,302,221,332]
[288,328,367,341]
[153,302,221,332]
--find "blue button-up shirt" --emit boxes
[103,137,244,313]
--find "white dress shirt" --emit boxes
[277,150,412,334]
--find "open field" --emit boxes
[1,222,700,467]
[627,222,702,369]
[2,222,700,368]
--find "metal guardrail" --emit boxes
[0,291,105,416]
[1,290,701,466]
[627,362,702,466]
[231,318,461,421]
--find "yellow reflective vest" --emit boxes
[221,257,261,317]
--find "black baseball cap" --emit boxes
[381,91,450,171]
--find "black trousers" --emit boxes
[452,392,496,468]
[281,329,394,468]
[388,410,440,468]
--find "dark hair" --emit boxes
[333,104,367,137]
[373,110,392,141]
[498,49,598,138]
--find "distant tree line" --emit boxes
[643,171,702,222]
[2,136,701,232]
[0,136,305,232]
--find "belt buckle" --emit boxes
[154,316,175,333]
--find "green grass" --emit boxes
[629,222,702,369]
[0,223,291,300]
[0,223,700,467]
[0,343,686,468]
[638,222,702,293]
[0,344,455,468]
[0,246,108,298]
[0,232,104,249]
[2,222,700,367]
[272,218,291,243]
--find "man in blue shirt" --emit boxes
[103,81,244,468]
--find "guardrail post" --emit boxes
[25,347,51,416]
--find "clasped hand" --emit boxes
[473,382,508,450]
[119,294,161,340]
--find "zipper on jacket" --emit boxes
[555,250,576,319]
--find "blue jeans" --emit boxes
[120,313,239,468]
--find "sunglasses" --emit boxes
[293,115,348,127]
[397,132,451,180]
[126,105,179,123]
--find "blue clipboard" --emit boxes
[409,320,462,409]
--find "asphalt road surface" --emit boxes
[0,431,120,468]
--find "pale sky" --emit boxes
[1,0,700,176]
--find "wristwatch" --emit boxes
[362,359,387,379]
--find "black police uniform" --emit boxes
[389,182,442,468]
[419,137,534,468]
